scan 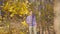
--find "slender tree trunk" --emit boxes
[54,0,60,34]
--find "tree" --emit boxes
[1,0,29,34]
[54,0,60,34]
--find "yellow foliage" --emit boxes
[20,31,26,34]
[10,13,14,17]
[2,0,29,17]
[21,21,28,27]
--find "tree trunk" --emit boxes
[54,0,60,34]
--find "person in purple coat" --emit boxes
[26,10,37,34]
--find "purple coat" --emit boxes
[26,15,36,26]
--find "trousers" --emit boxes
[29,26,37,34]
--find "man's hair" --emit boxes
[29,9,32,12]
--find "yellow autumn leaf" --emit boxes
[21,21,28,26]
[10,13,14,17]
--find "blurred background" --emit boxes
[0,0,60,34]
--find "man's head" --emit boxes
[30,10,32,15]
[29,9,33,15]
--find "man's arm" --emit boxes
[26,16,30,25]
[26,16,32,26]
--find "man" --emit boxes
[26,10,37,34]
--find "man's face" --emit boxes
[30,11,32,15]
